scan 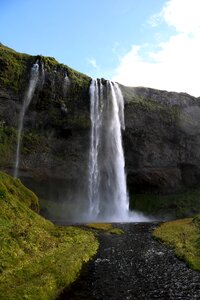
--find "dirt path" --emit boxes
[58,223,200,299]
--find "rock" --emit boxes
[1,43,200,204]
[120,84,200,193]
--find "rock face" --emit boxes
[1,44,200,215]
[121,85,200,194]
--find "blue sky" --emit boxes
[1,0,200,96]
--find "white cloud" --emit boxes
[88,58,98,69]
[162,0,200,33]
[113,0,200,97]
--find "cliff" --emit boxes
[121,85,200,194]
[1,43,200,218]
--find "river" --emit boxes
[58,222,200,299]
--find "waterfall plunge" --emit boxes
[14,62,40,178]
[88,79,129,221]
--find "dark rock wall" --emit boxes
[1,44,200,198]
[121,85,200,193]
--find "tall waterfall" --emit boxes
[88,79,129,221]
[14,62,40,178]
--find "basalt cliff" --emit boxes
[1,44,200,218]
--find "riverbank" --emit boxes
[59,222,200,299]
[153,215,200,271]
[0,172,98,300]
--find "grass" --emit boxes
[0,43,33,92]
[0,171,98,300]
[153,215,200,271]
[86,223,124,234]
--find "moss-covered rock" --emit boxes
[0,44,33,92]
[0,171,98,300]
[0,124,16,167]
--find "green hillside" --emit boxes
[0,171,98,300]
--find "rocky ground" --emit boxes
[58,223,200,300]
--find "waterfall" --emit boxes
[88,79,103,217]
[14,62,40,178]
[63,73,70,96]
[88,79,129,221]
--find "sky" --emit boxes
[1,0,200,96]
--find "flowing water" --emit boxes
[58,223,200,300]
[63,73,70,96]
[88,79,129,221]
[14,62,40,178]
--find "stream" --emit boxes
[58,222,200,299]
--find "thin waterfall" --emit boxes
[14,61,40,178]
[41,62,45,85]
[63,73,70,96]
[88,79,129,221]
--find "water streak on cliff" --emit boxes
[14,62,40,178]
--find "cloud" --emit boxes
[113,0,200,97]
[161,0,200,33]
[88,58,98,69]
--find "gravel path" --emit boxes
[58,223,200,300]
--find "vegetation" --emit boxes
[41,54,91,89]
[0,124,16,167]
[125,95,181,123]
[86,223,124,234]
[0,43,33,92]
[153,215,200,271]
[0,171,98,300]
[37,55,91,131]
[130,187,200,219]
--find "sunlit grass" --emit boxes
[0,172,98,300]
[153,216,200,271]
[86,223,124,234]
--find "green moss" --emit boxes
[0,172,98,300]
[0,171,39,212]
[86,223,113,231]
[0,44,33,92]
[85,223,124,235]
[42,56,59,72]
[108,228,124,235]
[130,187,200,218]
[0,125,16,166]
[67,66,91,88]
[41,55,91,88]
[0,44,91,135]
[153,216,200,271]
[21,131,43,155]
[66,115,90,129]
[127,96,181,121]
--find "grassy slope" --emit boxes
[0,44,33,91]
[153,216,200,271]
[0,172,98,300]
